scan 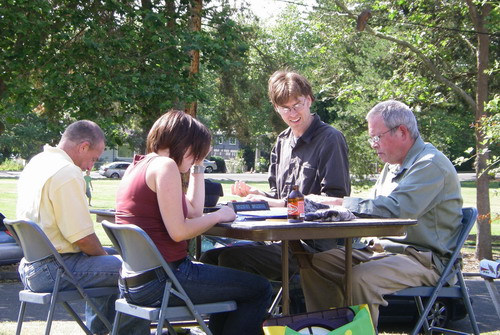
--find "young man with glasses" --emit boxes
[300,100,463,329]
[201,70,351,282]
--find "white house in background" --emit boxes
[211,133,241,160]
[98,134,241,164]
[99,145,135,164]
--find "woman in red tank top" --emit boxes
[115,110,272,335]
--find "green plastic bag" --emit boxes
[263,304,375,335]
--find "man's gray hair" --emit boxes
[61,120,105,149]
[366,100,420,139]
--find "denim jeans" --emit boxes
[119,259,273,335]
[19,251,150,335]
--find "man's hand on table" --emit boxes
[305,194,344,206]
[231,181,264,197]
[231,180,286,207]
[243,194,286,207]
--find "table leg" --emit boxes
[345,237,353,306]
[282,240,290,315]
[195,236,201,260]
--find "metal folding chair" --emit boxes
[5,219,117,335]
[101,220,237,335]
[388,207,480,335]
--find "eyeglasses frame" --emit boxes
[275,98,307,115]
[368,125,400,145]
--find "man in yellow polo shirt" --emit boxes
[16,120,148,334]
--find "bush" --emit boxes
[210,156,227,173]
[256,156,270,173]
[0,159,24,171]
[225,158,246,173]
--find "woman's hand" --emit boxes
[215,206,236,223]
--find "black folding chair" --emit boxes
[388,207,480,335]
[5,219,117,335]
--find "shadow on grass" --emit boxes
[461,180,500,189]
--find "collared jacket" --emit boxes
[266,114,351,252]
[266,113,351,200]
[344,137,463,272]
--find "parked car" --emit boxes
[203,159,217,173]
[0,213,23,266]
[98,161,131,179]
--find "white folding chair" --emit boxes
[5,219,118,335]
[388,207,480,335]
[101,220,237,335]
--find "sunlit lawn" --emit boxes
[1,176,499,244]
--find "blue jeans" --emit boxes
[19,251,150,335]
[119,259,273,335]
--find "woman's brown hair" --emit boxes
[146,110,211,165]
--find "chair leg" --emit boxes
[484,278,500,320]
[164,321,177,335]
[457,272,480,335]
[45,291,61,335]
[268,286,283,316]
[61,302,93,335]
[412,296,431,335]
[157,282,173,334]
[78,292,114,332]
[15,301,27,335]
[182,298,213,335]
[44,269,66,335]
[111,312,122,335]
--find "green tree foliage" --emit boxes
[312,0,498,258]
[197,20,278,149]
[0,0,250,156]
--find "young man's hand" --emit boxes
[231,181,262,197]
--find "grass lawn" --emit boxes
[1,176,499,244]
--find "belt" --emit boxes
[119,257,186,288]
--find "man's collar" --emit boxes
[45,144,75,165]
[294,113,320,144]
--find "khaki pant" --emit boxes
[300,247,440,328]
[200,242,300,281]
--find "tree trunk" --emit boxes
[255,138,261,172]
[185,0,202,117]
[0,78,5,99]
[466,0,493,260]
[336,0,494,261]
[166,0,176,31]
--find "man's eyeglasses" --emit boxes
[276,100,306,114]
[367,126,400,145]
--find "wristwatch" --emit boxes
[191,165,205,174]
